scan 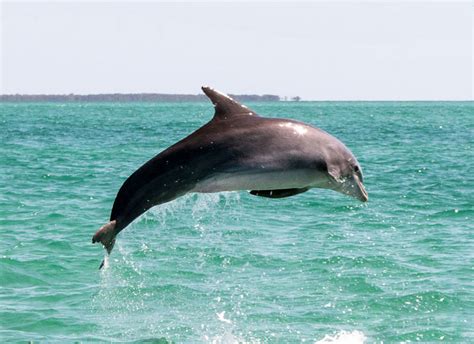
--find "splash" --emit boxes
[101,254,110,270]
[142,191,241,226]
[203,332,250,344]
[315,330,366,344]
[216,311,232,324]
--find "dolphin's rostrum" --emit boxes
[93,87,368,267]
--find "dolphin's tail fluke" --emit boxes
[92,220,117,269]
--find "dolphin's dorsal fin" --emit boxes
[202,86,257,120]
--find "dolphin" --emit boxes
[93,87,368,267]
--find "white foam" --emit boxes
[315,330,366,344]
[204,332,249,344]
[216,311,232,324]
[101,255,110,270]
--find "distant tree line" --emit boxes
[0,93,282,102]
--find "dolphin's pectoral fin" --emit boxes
[92,220,117,269]
[249,187,309,199]
[202,86,258,120]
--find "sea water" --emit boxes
[0,101,473,342]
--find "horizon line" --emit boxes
[0,93,472,102]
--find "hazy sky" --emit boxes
[1,1,472,100]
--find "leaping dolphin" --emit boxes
[93,87,368,267]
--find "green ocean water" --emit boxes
[0,101,473,343]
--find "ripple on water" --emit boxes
[1,101,473,342]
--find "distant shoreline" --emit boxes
[0,93,286,102]
[0,95,470,102]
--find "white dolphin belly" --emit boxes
[192,169,330,193]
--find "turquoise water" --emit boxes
[0,101,473,343]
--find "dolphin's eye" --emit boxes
[354,165,360,172]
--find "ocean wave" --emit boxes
[315,330,366,344]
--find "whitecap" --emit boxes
[315,330,366,344]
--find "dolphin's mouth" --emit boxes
[355,175,368,202]
[335,174,368,202]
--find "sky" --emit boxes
[1,1,472,100]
